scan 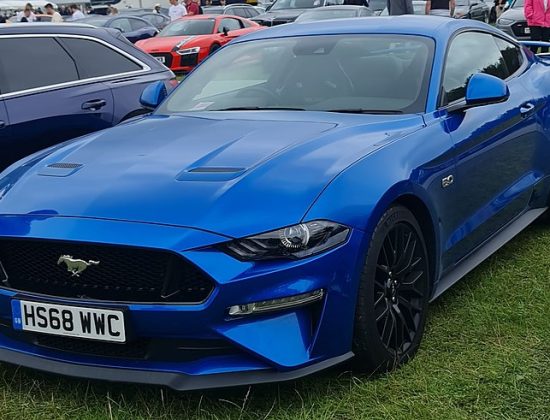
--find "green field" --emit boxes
[0,221,549,420]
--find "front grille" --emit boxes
[178,53,199,68]
[150,53,172,67]
[512,21,529,37]
[0,321,237,361]
[35,335,150,359]
[0,239,214,303]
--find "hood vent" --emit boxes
[38,163,83,177]
[177,166,246,181]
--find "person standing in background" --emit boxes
[16,4,36,22]
[69,4,85,19]
[387,0,414,14]
[44,3,63,22]
[525,0,550,53]
[425,0,455,15]
[185,0,199,15]
[168,0,187,20]
[153,3,162,13]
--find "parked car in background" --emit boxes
[0,24,174,171]
[252,0,350,26]
[453,0,490,21]
[136,15,264,74]
[203,4,262,18]
[75,15,158,43]
[295,5,371,21]
[119,9,171,30]
[380,0,426,14]
[496,0,527,40]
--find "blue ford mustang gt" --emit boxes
[0,16,548,390]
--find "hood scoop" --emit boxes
[177,166,246,182]
[38,163,83,177]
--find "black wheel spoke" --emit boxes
[371,219,429,356]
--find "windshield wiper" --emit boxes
[327,109,404,114]
[213,106,307,111]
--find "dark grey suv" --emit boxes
[496,0,528,40]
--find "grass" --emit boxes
[0,222,549,420]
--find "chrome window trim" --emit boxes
[0,33,152,100]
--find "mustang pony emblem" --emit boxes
[57,255,100,277]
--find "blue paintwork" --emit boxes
[0,16,549,389]
[140,81,168,109]
[465,73,510,105]
[0,24,173,171]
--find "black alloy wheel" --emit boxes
[353,205,430,373]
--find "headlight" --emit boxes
[175,46,200,56]
[497,18,514,25]
[220,220,350,261]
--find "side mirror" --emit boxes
[140,81,167,109]
[266,4,272,10]
[222,26,229,36]
[466,73,509,106]
[449,73,509,112]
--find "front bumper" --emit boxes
[496,21,530,40]
[0,214,365,389]
[148,50,204,74]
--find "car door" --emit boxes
[217,17,246,41]
[440,31,540,268]
[0,36,114,171]
[58,36,151,124]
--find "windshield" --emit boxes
[296,9,358,21]
[157,35,434,114]
[77,18,108,27]
[159,19,215,36]
[270,0,327,11]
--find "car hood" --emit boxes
[0,112,424,238]
[254,9,308,20]
[499,7,524,20]
[136,35,202,51]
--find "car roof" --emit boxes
[0,23,100,35]
[232,15,500,44]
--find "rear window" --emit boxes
[0,37,79,94]
[60,37,143,79]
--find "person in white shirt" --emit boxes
[70,4,85,20]
[16,4,36,22]
[168,0,187,21]
[44,3,63,22]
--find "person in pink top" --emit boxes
[525,0,550,53]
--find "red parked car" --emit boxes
[136,15,264,73]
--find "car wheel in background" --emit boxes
[209,43,221,55]
[353,205,430,373]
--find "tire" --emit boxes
[209,43,221,55]
[353,205,430,374]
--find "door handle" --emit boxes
[520,102,536,118]
[82,99,107,111]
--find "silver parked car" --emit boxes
[496,0,528,40]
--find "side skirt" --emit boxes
[430,207,547,301]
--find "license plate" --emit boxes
[12,300,126,343]
[155,56,165,63]
[525,27,531,34]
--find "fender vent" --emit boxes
[47,163,82,169]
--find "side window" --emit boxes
[0,37,78,94]
[494,36,523,76]
[60,38,143,79]
[218,17,242,32]
[247,7,260,16]
[110,18,132,33]
[130,18,149,30]
[442,32,508,104]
